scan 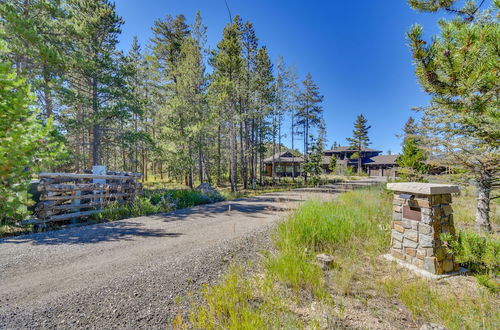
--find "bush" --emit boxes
[95,188,224,222]
[441,231,499,274]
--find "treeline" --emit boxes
[0,0,324,192]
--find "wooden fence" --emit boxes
[35,171,142,224]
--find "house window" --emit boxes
[286,165,293,173]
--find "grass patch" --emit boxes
[380,273,499,329]
[94,188,224,222]
[182,265,304,329]
[182,187,500,329]
[0,224,32,237]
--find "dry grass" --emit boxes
[180,187,499,329]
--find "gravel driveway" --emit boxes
[0,191,336,329]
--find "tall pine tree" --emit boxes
[297,72,323,182]
[346,114,371,175]
[407,0,499,231]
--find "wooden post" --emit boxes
[93,165,106,205]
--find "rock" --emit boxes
[316,253,334,270]
[420,323,447,330]
[195,183,223,202]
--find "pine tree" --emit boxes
[210,16,244,192]
[329,155,337,173]
[236,20,258,189]
[303,130,325,186]
[123,37,154,173]
[402,116,418,142]
[0,0,69,118]
[296,72,323,182]
[151,14,190,82]
[286,65,300,179]
[397,138,428,181]
[407,0,499,231]
[63,0,129,167]
[0,39,62,224]
[346,114,371,175]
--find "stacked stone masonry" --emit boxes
[389,187,459,275]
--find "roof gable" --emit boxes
[325,146,381,153]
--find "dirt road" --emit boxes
[0,190,339,329]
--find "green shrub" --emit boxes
[94,188,223,222]
[441,231,499,274]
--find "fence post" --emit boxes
[93,165,107,204]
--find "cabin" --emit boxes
[263,147,399,177]
[364,154,399,177]
[324,146,398,176]
[263,151,304,177]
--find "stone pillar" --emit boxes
[387,183,460,275]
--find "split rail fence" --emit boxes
[34,171,142,224]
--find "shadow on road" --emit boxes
[1,221,181,246]
[157,196,298,222]
[1,194,303,246]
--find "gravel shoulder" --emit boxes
[0,191,336,329]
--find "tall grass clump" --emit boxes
[380,275,500,329]
[186,266,302,329]
[266,187,391,297]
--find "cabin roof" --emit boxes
[263,151,304,164]
[364,154,399,165]
[324,146,381,153]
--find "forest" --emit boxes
[0,0,325,197]
[1,0,498,232]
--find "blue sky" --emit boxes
[115,0,449,154]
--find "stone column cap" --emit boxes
[387,182,459,195]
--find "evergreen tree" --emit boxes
[238,21,257,188]
[329,155,337,173]
[0,0,70,118]
[272,56,289,184]
[286,65,300,179]
[210,16,244,191]
[254,46,274,185]
[303,130,325,185]
[397,137,428,181]
[151,14,190,82]
[123,36,154,173]
[346,114,371,175]
[407,0,499,231]
[296,72,323,182]
[64,0,129,167]
[402,116,418,142]
[0,39,63,224]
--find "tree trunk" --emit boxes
[92,77,100,166]
[230,120,237,192]
[291,110,295,180]
[250,119,256,189]
[198,140,204,183]
[188,144,194,189]
[357,151,362,175]
[42,68,53,118]
[475,176,492,232]
[217,125,221,186]
[240,122,247,189]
